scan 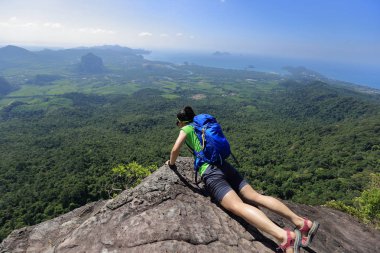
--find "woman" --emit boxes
[166,106,319,253]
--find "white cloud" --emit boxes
[0,17,114,35]
[43,22,63,29]
[0,22,10,27]
[78,27,115,34]
[0,17,38,28]
[176,33,183,37]
[20,22,37,28]
[0,16,118,46]
[138,32,153,37]
[160,33,169,37]
[0,17,62,30]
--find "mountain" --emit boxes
[283,66,327,81]
[0,45,37,69]
[1,157,379,252]
[0,45,147,70]
[81,45,150,55]
[212,51,231,56]
[78,53,105,74]
[36,45,148,64]
[0,76,18,95]
[0,45,35,59]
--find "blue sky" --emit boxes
[0,0,379,66]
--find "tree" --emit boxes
[354,173,380,227]
[108,162,157,198]
[326,173,380,228]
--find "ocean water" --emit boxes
[145,51,380,90]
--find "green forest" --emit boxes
[0,45,379,241]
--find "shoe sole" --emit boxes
[294,229,302,253]
[302,221,320,247]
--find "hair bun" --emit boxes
[177,106,196,122]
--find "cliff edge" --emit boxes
[1,157,379,252]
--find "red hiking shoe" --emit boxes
[277,229,301,253]
[299,218,320,247]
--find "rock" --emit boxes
[78,53,105,74]
[1,157,379,252]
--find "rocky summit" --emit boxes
[1,157,379,252]
[78,53,105,73]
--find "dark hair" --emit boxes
[177,106,196,122]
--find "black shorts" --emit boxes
[201,161,248,203]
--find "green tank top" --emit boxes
[181,125,209,176]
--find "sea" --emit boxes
[144,51,380,90]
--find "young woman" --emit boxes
[166,106,319,253]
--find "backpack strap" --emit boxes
[195,171,200,186]
[201,127,206,150]
[230,152,241,167]
[185,141,202,184]
[185,141,194,156]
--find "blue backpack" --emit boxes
[190,114,231,171]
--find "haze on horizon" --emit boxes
[0,0,379,67]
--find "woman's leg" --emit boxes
[238,184,306,229]
[220,189,296,252]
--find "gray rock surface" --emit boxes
[1,157,379,252]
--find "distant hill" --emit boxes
[78,53,105,74]
[0,45,147,70]
[212,51,231,56]
[283,66,326,81]
[0,45,38,69]
[78,45,150,55]
[0,45,35,59]
[37,45,148,62]
[0,76,18,95]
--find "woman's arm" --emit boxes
[166,130,187,166]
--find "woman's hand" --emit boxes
[165,160,173,165]
[165,160,176,169]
